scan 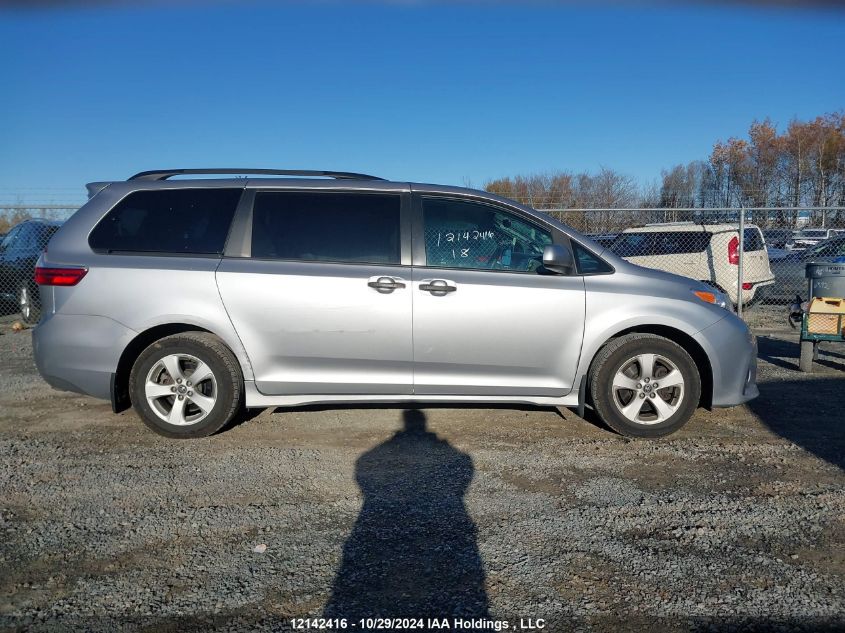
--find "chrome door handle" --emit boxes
[367,276,406,293]
[419,279,457,294]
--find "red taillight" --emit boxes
[742,282,753,290]
[728,236,739,265]
[34,266,88,286]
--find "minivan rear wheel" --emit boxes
[589,333,701,438]
[129,332,243,438]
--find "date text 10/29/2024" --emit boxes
[290,618,546,631]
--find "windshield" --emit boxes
[0,225,21,250]
[808,237,845,257]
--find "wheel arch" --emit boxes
[111,323,215,413]
[586,324,714,409]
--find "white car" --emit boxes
[609,222,775,307]
[786,228,844,251]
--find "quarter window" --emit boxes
[421,197,552,272]
[250,192,401,265]
[89,189,242,255]
[572,242,613,274]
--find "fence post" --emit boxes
[737,206,745,320]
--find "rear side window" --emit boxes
[743,228,765,251]
[610,233,652,257]
[611,231,709,256]
[250,192,401,265]
[653,231,710,254]
[89,189,242,255]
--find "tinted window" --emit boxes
[653,232,710,254]
[743,228,765,251]
[0,224,23,250]
[611,233,652,257]
[611,231,709,256]
[572,242,613,274]
[89,189,241,255]
[422,197,552,272]
[17,224,58,252]
[251,192,400,264]
[810,238,845,258]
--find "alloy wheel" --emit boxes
[144,353,217,426]
[611,353,685,425]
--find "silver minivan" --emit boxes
[33,169,758,439]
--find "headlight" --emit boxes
[693,288,731,311]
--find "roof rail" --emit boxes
[128,168,385,181]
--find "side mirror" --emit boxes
[542,244,575,274]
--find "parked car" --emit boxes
[0,219,63,324]
[785,228,843,251]
[609,222,775,307]
[763,234,845,304]
[33,169,757,439]
[763,228,794,250]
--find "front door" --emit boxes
[216,190,413,395]
[411,195,586,397]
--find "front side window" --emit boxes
[251,192,401,265]
[421,197,552,272]
[89,189,242,255]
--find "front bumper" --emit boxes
[694,314,759,408]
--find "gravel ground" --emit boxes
[0,316,843,633]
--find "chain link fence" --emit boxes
[1,206,78,324]
[536,205,845,328]
[2,202,845,326]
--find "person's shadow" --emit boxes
[323,409,490,622]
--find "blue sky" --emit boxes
[1,1,843,202]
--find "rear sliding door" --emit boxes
[216,189,413,396]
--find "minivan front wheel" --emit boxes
[589,333,701,438]
[129,332,243,438]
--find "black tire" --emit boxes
[129,332,243,439]
[589,333,701,438]
[19,282,40,325]
[798,340,814,373]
